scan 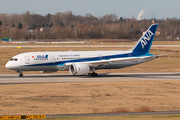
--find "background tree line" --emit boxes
[0,11,180,40]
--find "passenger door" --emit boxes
[24,56,30,64]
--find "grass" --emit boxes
[134,106,151,112]
[45,115,180,120]
[111,107,129,113]
[1,81,180,115]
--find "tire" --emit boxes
[19,74,23,77]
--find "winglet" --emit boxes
[131,24,158,54]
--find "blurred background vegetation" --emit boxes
[0,11,179,40]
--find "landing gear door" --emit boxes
[51,56,56,63]
[25,56,30,64]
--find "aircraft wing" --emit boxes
[65,53,171,68]
[87,56,156,67]
[65,56,156,68]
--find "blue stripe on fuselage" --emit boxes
[22,51,153,67]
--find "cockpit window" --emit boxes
[10,58,18,61]
[10,58,14,61]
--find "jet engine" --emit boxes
[69,63,90,75]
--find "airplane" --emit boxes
[5,24,164,77]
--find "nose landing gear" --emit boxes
[17,70,24,77]
[19,73,24,77]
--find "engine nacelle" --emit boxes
[69,63,90,75]
[40,70,58,73]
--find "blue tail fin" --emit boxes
[131,24,158,54]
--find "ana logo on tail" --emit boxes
[141,30,154,49]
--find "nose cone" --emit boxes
[5,61,17,70]
[5,62,11,69]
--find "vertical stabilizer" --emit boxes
[131,24,158,54]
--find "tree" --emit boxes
[0,20,2,26]
[131,24,133,28]
[18,23,23,29]
[32,23,37,29]
[47,13,51,18]
[120,17,123,22]
[42,23,45,27]
[60,22,64,27]
[22,11,32,28]
[12,24,15,28]
[49,22,53,27]
[45,23,48,27]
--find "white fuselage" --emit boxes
[5,50,155,72]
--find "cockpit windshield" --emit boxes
[10,58,18,61]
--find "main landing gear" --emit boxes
[88,68,98,77]
[17,70,24,77]
[88,72,98,77]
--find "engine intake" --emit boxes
[69,63,90,75]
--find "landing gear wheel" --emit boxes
[19,73,23,77]
[88,73,91,77]
[88,72,98,77]
[17,70,23,77]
